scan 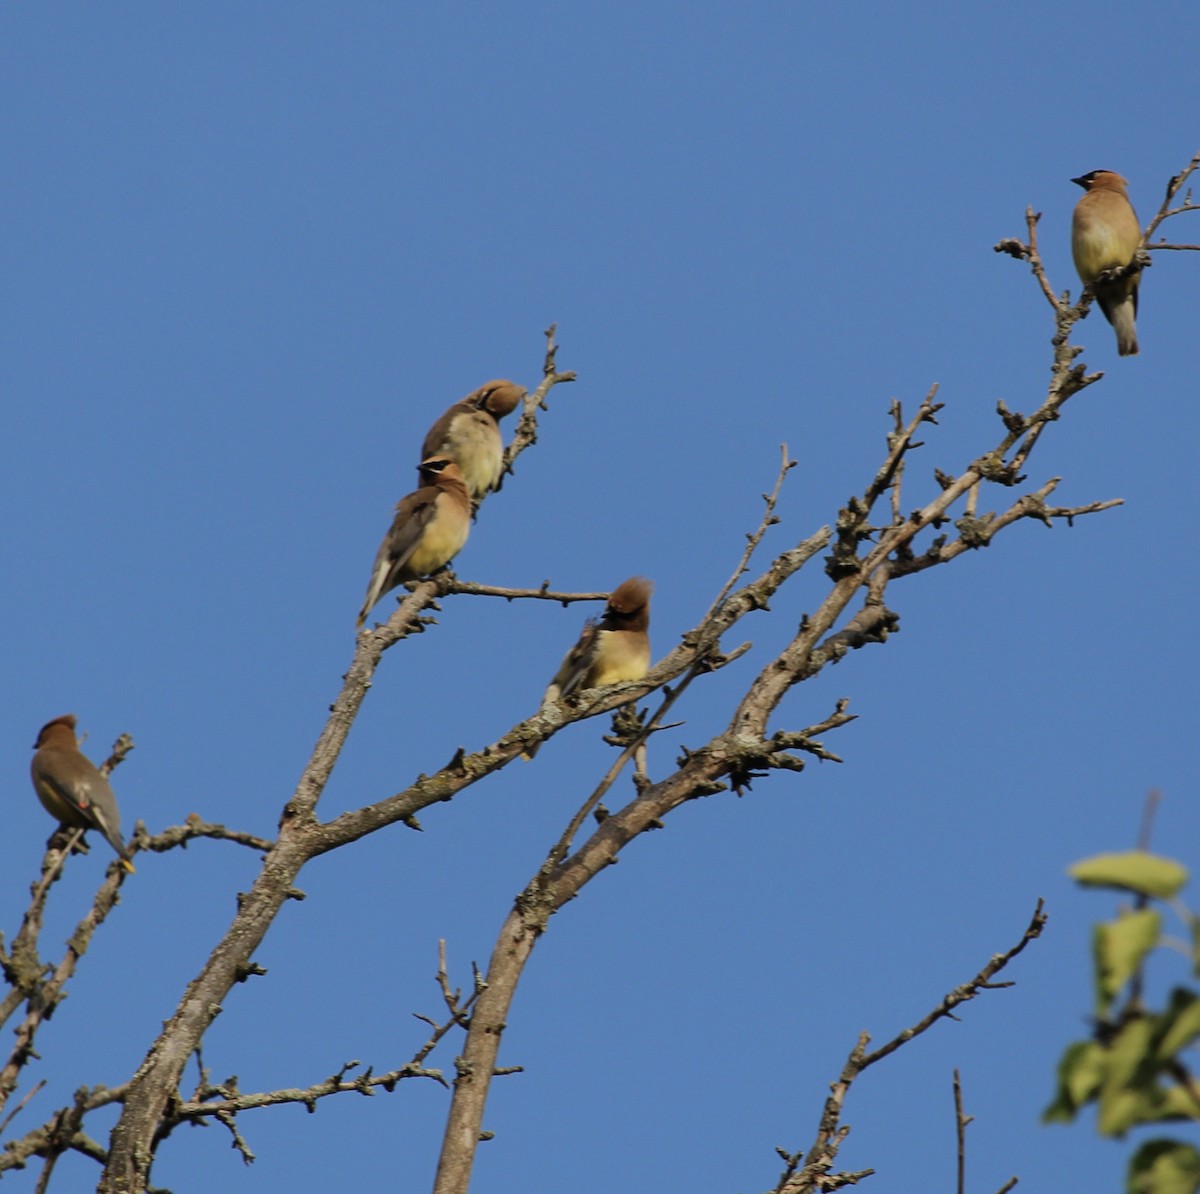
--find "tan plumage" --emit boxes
[31,714,135,872]
[358,456,471,627]
[1072,169,1142,356]
[421,380,526,503]
[524,577,653,759]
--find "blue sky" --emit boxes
[4,3,1199,1190]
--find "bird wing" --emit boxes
[381,489,440,575]
[32,758,93,822]
[358,488,440,624]
[545,620,600,703]
[34,756,128,856]
[421,400,470,460]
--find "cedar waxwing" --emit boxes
[524,577,653,758]
[1072,169,1142,356]
[358,455,471,626]
[30,714,135,872]
[421,380,526,504]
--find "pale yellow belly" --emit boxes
[587,630,650,687]
[403,514,469,578]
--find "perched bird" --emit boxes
[358,455,471,626]
[1072,169,1143,356]
[421,380,526,503]
[30,714,135,872]
[524,577,653,758]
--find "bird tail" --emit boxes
[1109,300,1139,356]
[106,831,136,873]
[1096,283,1139,356]
[358,565,388,628]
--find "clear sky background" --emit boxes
[4,4,1199,1191]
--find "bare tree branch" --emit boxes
[96,330,575,1193]
[955,1069,971,1194]
[441,580,609,604]
[138,815,275,856]
[860,900,1047,1071]
[767,902,1045,1194]
[30,150,1178,1192]
[430,296,1077,1185]
[1,1084,124,1180]
[1143,149,1200,243]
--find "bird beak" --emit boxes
[1071,175,1088,189]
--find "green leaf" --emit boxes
[1102,1086,1156,1137]
[1043,1040,1107,1123]
[1100,1018,1157,1136]
[1070,852,1189,900]
[1159,1083,1200,1121]
[1158,989,1200,1059]
[1127,1139,1200,1194]
[1094,909,1163,1014]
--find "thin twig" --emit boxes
[954,1069,971,1194]
[861,900,1047,1070]
[864,388,941,514]
[1143,150,1200,244]
[441,581,608,605]
[1136,789,1162,852]
[770,904,1044,1193]
[698,443,796,623]
[175,1060,450,1119]
[0,1078,45,1134]
[139,816,275,855]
